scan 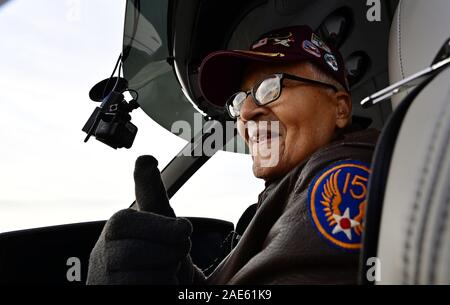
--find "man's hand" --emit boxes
[133,155,175,217]
[86,155,199,285]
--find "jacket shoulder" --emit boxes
[297,128,378,189]
[289,129,378,250]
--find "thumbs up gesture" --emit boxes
[87,156,199,285]
[133,155,175,217]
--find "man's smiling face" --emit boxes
[237,61,352,181]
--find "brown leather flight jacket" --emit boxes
[203,127,379,285]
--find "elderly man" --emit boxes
[87,25,379,285]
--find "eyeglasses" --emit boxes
[225,73,338,119]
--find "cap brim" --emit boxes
[199,50,307,107]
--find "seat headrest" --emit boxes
[388,0,450,108]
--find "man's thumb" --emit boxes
[134,155,175,217]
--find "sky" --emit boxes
[0,0,264,232]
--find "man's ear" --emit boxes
[334,91,352,129]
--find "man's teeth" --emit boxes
[247,122,280,143]
[249,130,279,143]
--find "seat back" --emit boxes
[365,0,450,284]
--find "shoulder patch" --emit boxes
[307,160,371,251]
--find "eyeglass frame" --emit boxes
[225,73,339,119]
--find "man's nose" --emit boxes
[239,96,269,122]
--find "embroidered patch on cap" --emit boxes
[236,50,285,57]
[302,40,321,58]
[270,32,295,47]
[252,38,268,49]
[307,160,371,251]
[324,53,339,71]
[311,33,331,53]
[265,32,295,47]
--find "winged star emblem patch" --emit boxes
[308,160,370,250]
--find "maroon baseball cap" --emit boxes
[199,25,349,107]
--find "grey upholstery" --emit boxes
[377,0,450,284]
[388,0,450,108]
